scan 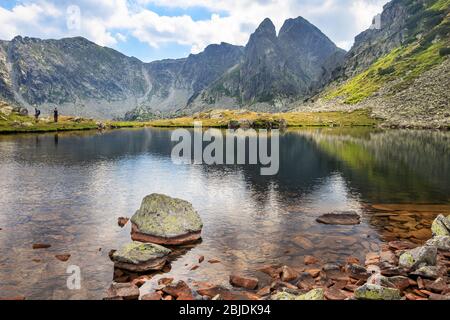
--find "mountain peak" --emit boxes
[279,16,322,38]
[254,18,276,37]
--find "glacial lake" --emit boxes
[0,127,449,299]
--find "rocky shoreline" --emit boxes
[105,194,450,301]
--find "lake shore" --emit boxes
[106,210,450,301]
[1,106,380,134]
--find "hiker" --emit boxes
[53,107,58,123]
[34,108,41,121]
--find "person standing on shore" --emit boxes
[53,107,58,123]
[34,107,41,122]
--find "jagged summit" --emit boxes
[254,18,277,36]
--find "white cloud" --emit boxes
[0,0,389,58]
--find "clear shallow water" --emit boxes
[0,127,449,299]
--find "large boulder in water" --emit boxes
[131,194,203,245]
[316,212,361,225]
[111,241,171,272]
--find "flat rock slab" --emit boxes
[316,212,361,225]
[105,283,140,300]
[229,274,259,290]
[111,241,171,272]
[131,193,203,245]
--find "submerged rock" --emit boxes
[32,243,51,249]
[316,212,361,225]
[431,215,450,237]
[55,254,71,262]
[111,241,171,272]
[354,284,401,300]
[117,217,129,228]
[398,246,437,270]
[131,194,203,245]
[280,266,299,282]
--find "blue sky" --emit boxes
[0,0,389,62]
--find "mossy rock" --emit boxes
[399,246,437,270]
[295,288,325,300]
[131,194,203,245]
[111,241,171,272]
[270,292,297,300]
[431,215,450,237]
[355,284,401,300]
[271,288,325,300]
[426,236,450,251]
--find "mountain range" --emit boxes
[0,0,449,125]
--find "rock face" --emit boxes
[131,194,203,245]
[111,241,171,272]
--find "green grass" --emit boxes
[430,0,450,11]
[0,114,98,133]
[148,109,379,128]
[325,40,448,104]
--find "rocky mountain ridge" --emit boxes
[0,0,448,125]
[0,16,344,120]
[186,17,345,114]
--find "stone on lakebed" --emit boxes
[316,212,361,225]
[111,241,171,272]
[131,194,203,245]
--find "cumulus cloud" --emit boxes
[0,0,389,59]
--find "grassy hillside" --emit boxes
[324,0,450,104]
